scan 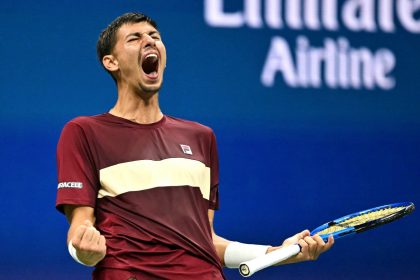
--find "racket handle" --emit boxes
[239,244,301,277]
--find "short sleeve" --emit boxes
[55,121,99,213]
[208,131,219,210]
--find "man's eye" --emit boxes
[128,38,138,42]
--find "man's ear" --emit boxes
[102,55,119,72]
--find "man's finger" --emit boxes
[312,234,325,245]
[324,235,335,251]
[298,238,308,254]
[299,230,310,238]
[73,224,88,244]
[90,229,101,245]
[98,235,106,248]
[304,236,316,246]
[304,236,318,259]
[82,226,96,244]
[84,220,93,227]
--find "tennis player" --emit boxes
[55,12,333,280]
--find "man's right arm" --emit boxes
[64,205,107,266]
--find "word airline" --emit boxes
[261,36,395,89]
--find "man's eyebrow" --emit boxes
[125,31,160,39]
[125,32,142,39]
[149,31,160,36]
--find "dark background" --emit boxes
[1,0,419,279]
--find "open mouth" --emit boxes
[141,53,159,77]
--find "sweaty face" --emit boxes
[112,22,166,94]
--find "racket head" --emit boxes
[311,202,415,242]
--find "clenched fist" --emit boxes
[70,220,107,266]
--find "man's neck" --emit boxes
[110,87,163,124]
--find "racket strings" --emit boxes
[316,206,405,235]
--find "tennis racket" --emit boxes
[239,202,415,277]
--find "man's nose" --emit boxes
[143,34,156,48]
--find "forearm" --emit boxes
[213,232,274,268]
[63,205,106,266]
[209,209,271,267]
[64,206,95,243]
[212,229,333,268]
[212,232,231,265]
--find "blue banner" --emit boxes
[1,1,419,279]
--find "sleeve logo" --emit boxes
[57,182,83,189]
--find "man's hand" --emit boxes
[268,229,334,265]
[70,220,107,266]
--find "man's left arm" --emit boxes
[208,209,230,265]
[208,210,334,267]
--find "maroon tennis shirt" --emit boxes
[56,113,225,279]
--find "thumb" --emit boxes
[84,220,93,227]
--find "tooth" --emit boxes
[146,54,157,59]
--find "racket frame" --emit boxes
[238,202,415,278]
[311,202,415,241]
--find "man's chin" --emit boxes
[139,83,162,95]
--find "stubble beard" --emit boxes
[138,80,163,96]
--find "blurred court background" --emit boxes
[1,0,419,279]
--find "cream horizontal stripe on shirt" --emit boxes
[98,158,211,199]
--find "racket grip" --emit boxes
[239,244,301,277]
